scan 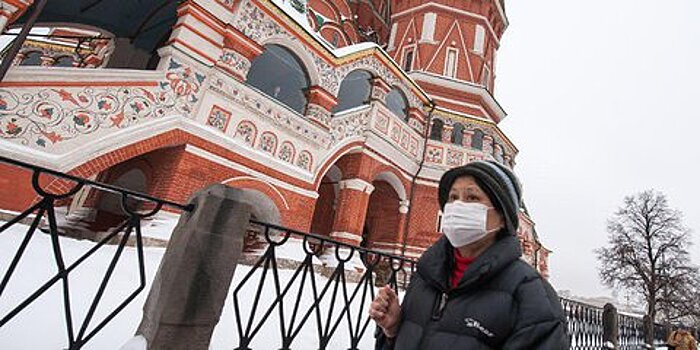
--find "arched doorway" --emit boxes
[89,167,150,233]
[232,188,283,254]
[362,171,406,251]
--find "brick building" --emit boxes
[0,0,550,277]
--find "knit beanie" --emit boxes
[438,160,522,234]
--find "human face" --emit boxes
[447,176,504,233]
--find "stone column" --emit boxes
[218,26,264,81]
[40,54,55,67]
[482,134,494,155]
[369,76,391,102]
[504,154,513,167]
[395,199,410,252]
[462,129,474,148]
[494,144,504,163]
[305,85,338,130]
[406,107,426,133]
[12,52,24,66]
[329,178,375,245]
[135,184,252,350]
[441,123,454,143]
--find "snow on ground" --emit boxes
[0,221,382,349]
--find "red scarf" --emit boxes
[451,248,476,289]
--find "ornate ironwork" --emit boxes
[231,220,416,350]
[0,155,191,349]
[561,298,605,349]
[618,313,645,349]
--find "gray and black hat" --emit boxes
[438,160,522,234]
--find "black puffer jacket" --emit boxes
[376,234,569,349]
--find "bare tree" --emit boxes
[596,190,697,344]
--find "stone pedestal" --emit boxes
[135,184,252,350]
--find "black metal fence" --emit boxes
[563,294,696,350]
[232,220,415,350]
[0,155,191,350]
[0,155,695,349]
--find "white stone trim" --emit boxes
[361,141,419,182]
[409,70,507,121]
[330,231,362,241]
[420,12,438,43]
[444,47,459,78]
[494,0,509,28]
[416,178,440,187]
[338,178,375,194]
[432,97,492,120]
[375,171,408,200]
[473,24,486,55]
[401,44,417,71]
[221,175,291,210]
[399,199,410,214]
[185,144,319,199]
[387,23,398,50]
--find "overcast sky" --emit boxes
[497,0,700,299]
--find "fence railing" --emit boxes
[232,220,415,350]
[562,294,696,349]
[0,155,191,350]
[0,155,696,349]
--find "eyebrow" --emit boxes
[450,187,482,195]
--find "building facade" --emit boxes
[0,0,550,277]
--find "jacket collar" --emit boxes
[417,232,523,293]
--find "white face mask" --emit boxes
[440,201,499,248]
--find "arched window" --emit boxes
[246,45,310,114]
[385,87,408,120]
[20,52,42,66]
[495,144,505,163]
[430,119,444,141]
[452,123,465,145]
[472,129,484,150]
[54,56,75,67]
[333,70,371,113]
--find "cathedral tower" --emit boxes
[387,0,508,121]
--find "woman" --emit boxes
[369,160,569,349]
[668,329,698,350]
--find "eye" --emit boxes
[448,193,459,201]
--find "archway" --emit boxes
[230,187,283,253]
[246,44,311,114]
[90,167,150,233]
[362,171,405,250]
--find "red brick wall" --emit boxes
[309,178,336,236]
[366,180,401,245]
[0,163,35,212]
[405,183,442,249]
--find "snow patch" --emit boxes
[119,336,147,350]
[0,220,385,349]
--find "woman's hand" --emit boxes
[369,285,401,338]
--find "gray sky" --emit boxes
[497,0,700,299]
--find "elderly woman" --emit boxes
[369,161,569,349]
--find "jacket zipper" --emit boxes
[432,292,449,320]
